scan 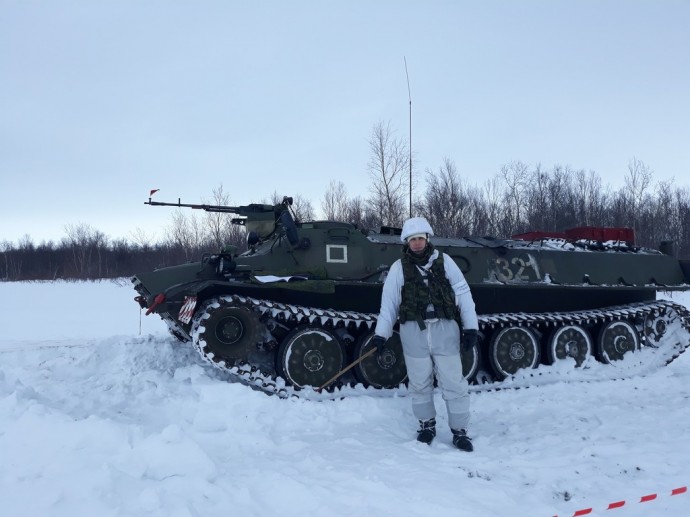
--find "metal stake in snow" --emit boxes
[553,486,687,517]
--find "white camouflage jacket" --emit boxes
[374,249,479,339]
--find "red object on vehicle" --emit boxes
[178,296,197,324]
[513,226,635,244]
[564,226,635,244]
[512,231,568,240]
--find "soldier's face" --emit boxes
[408,236,427,253]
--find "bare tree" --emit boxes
[166,210,205,261]
[481,177,504,237]
[63,223,107,278]
[204,183,231,250]
[92,229,108,277]
[321,180,350,221]
[674,186,690,258]
[266,191,313,222]
[465,187,489,236]
[366,121,409,227]
[419,158,470,237]
[573,169,609,227]
[648,179,676,246]
[346,196,380,230]
[499,161,530,234]
[525,164,549,231]
[1,239,23,279]
[624,157,654,234]
[547,165,577,231]
[268,191,282,205]
[290,194,315,222]
[197,183,246,251]
[130,227,156,251]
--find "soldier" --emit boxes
[371,217,479,451]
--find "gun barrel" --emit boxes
[144,198,278,215]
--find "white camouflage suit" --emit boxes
[374,218,479,431]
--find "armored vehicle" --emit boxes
[133,195,690,397]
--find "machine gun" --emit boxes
[145,194,301,246]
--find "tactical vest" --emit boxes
[399,253,459,330]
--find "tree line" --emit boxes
[324,123,690,259]
[3,123,690,281]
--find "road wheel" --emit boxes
[489,326,540,380]
[547,324,592,367]
[643,308,675,346]
[353,332,407,389]
[193,300,260,365]
[597,320,639,364]
[277,326,345,389]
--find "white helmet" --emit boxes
[400,217,434,243]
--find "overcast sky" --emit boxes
[2,1,689,245]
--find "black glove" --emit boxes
[461,329,478,353]
[370,335,387,354]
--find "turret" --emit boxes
[145,195,298,246]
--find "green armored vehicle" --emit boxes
[133,195,690,396]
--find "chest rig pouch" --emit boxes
[399,254,458,330]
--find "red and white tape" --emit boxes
[553,486,687,516]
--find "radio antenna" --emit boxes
[404,56,412,218]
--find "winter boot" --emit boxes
[452,429,473,452]
[417,418,436,444]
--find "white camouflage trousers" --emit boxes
[399,318,470,431]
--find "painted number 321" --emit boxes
[494,255,538,281]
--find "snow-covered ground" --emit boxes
[1,280,689,517]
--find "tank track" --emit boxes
[189,296,690,400]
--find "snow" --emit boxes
[1,280,689,517]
